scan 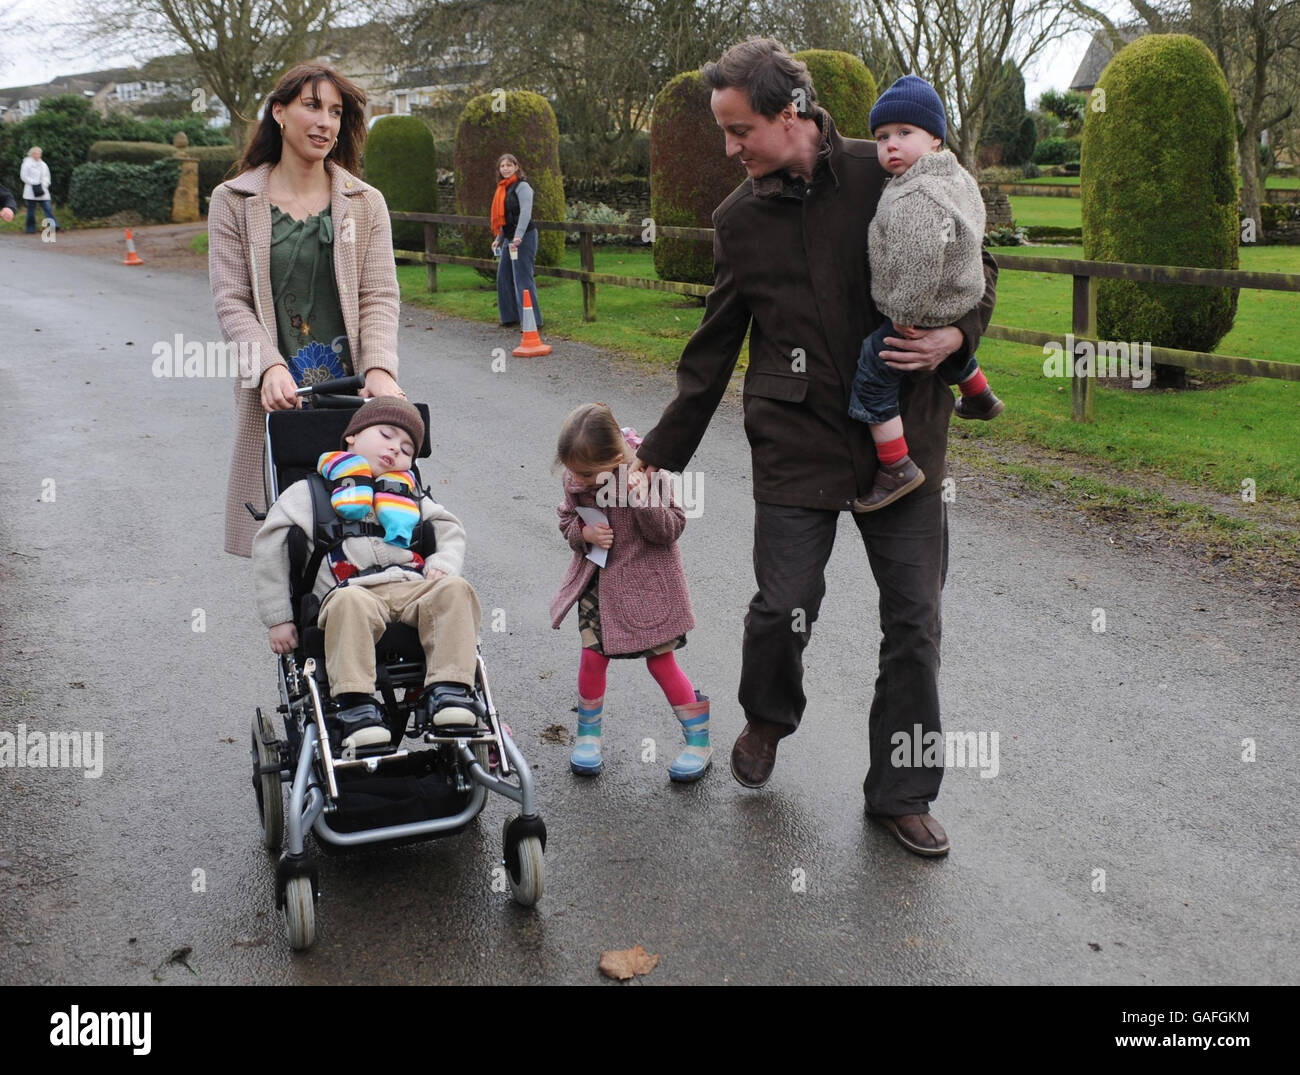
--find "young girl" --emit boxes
[549,403,710,782]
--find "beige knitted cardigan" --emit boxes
[209,160,400,556]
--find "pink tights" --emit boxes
[578,648,695,706]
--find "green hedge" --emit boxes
[1033,137,1081,165]
[454,91,565,278]
[650,71,745,285]
[1082,34,1238,357]
[188,145,240,209]
[792,49,876,138]
[364,115,437,252]
[88,140,178,164]
[68,159,181,222]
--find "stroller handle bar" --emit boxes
[295,375,366,408]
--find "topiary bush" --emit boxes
[650,70,745,286]
[791,49,877,138]
[364,115,438,254]
[68,159,182,222]
[1082,33,1238,375]
[88,140,179,164]
[454,91,565,279]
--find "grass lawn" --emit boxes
[399,243,1300,505]
[1009,194,1082,229]
[1020,175,1299,190]
[971,243,1299,503]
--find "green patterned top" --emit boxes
[269,204,352,384]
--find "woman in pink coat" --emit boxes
[209,61,406,557]
[551,403,711,782]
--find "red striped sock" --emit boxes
[958,368,989,397]
[875,435,908,466]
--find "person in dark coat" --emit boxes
[0,182,16,222]
[634,39,997,857]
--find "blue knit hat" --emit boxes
[869,75,946,142]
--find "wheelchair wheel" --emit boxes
[503,816,545,907]
[251,709,284,852]
[284,876,316,951]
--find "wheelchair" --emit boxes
[247,376,546,951]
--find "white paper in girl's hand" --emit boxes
[575,506,609,567]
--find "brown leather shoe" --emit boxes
[954,387,1004,420]
[869,811,950,857]
[852,455,925,513]
[729,719,787,788]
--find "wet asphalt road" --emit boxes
[0,237,1297,986]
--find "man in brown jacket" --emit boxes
[635,39,996,856]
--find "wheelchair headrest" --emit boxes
[268,403,432,495]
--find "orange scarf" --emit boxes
[490,174,518,234]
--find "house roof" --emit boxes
[1069,27,1144,92]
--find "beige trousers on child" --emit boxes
[317,575,482,696]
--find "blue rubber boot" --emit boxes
[570,694,604,776]
[668,691,712,782]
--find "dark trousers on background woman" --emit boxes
[496,229,542,328]
[25,198,56,234]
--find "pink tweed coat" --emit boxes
[210,160,401,556]
[550,468,695,656]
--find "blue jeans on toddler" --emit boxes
[848,319,978,425]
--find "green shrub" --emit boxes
[566,202,633,244]
[0,95,104,203]
[791,50,876,138]
[984,224,1028,246]
[1033,137,1081,165]
[979,165,1023,185]
[454,91,565,279]
[68,159,182,222]
[98,115,230,147]
[650,71,745,285]
[88,140,178,164]
[1082,34,1238,360]
[189,145,240,209]
[364,115,438,253]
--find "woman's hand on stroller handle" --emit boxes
[269,622,299,654]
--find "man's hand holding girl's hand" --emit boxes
[582,523,614,549]
[424,565,447,581]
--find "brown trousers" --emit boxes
[317,575,482,696]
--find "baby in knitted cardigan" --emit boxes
[848,75,1004,513]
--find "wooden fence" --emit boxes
[392,211,1300,422]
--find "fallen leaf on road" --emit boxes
[599,944,659,980]
[1088,942,1102,952]
[541,724,573,745]
[231,936,268,948]
[152,945,198,980]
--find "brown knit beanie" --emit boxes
[341,397,425,452]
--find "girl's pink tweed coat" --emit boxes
[550,468,695,656]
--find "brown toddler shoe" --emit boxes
[852,455,925,513]
[954,387,1005,420]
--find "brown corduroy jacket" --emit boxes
[636,108,997,508]
[210,161,401,556]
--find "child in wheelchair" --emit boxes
[253,397,485,753]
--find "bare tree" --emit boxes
[863,0,1078,170]
[65,0,368,148]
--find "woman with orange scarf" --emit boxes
[490,153,543,329]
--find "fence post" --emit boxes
[580,229,596,321]
[423,221,438,293]
[1071,274,1097,422]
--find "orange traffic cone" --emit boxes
[122,229,143,266]
[511,290,551,357]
